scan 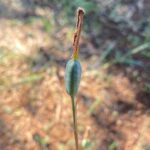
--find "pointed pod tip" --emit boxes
[77,7,85,15]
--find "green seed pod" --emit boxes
[65,59,82,97]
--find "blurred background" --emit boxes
[0,0,150,150]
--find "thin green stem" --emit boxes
[71,96,79,150]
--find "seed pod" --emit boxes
[65,59,82,97]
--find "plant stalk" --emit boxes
[71,96,79,150]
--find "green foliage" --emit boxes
[143,145,150,150]
[2,106,13,114]
[99,43,115,64]
[114,50,142,66]
[63,0,97,15]
[25,16,39,24]
[81,139,91,149]
[25,16,52,32]
[73,0,97,13]
[18,73,43,84]
[144,21,150,41]
[0,48,19,64]
[42,18,52,32]
[141,50,150,58]
[33,133,49,147]
[144,83,150,92]
[128,35,141,47]
[111,43,150,66]
[108,141,117,150]
[88,98,101,114]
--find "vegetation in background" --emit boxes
[0,0,150,150]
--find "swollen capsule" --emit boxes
[65,59,81,97]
